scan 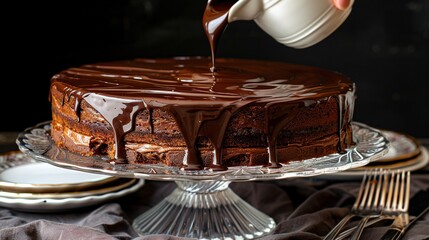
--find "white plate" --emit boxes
[0,178,137,199]
[0,151,118,193]
[1,162,111,185]
[0,178,144,212]
[0,151,145,212]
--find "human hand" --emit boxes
[333,0,351,10]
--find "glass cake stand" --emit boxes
[16,121,389,239]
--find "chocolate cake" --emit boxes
[49,57,355,170]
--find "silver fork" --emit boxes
[336,170,410,240]
[379,170,411,240]
[349,169,389,240]
[323,169,387,240]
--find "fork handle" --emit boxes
[350,216,373,240]
[380,229,401,240]
[336,216,393,240]
[323,214,356,240]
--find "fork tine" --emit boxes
[358,176,368,210]
[373,169,385,211]
[404,171,410,212]
[379,170,389,210]
[397,171,410,212]
[354,170,370,210]
[372,169,384,211]
[385,170,396,211]
[365,171,377,210]
[397,171,405,211]
[358,171,374,210]
[392,170,401,211]
[365,169,385,211]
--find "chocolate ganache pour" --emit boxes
[50,58,355,170]
[203,0,238,72]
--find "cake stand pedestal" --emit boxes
[16,121,389,239]
[133,180,275,239]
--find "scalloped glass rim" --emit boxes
[16,121,389,182]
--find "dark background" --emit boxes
[3,0,429,138]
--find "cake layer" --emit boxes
[50,123,352,167]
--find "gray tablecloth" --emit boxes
[1,173,429,240]
[1,135,428,239]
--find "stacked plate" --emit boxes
[357,130,427,169]
[0,151,144,212]
[322,129,429,179]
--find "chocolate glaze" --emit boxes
[50,57,355,170]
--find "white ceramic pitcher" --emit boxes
[228,0,354,48]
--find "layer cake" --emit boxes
[49,57,355,170]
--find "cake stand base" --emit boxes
[132,180,276,239]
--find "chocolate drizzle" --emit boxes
[167,104,233,170]
[336,91,355,153]
[83,95,145,160]
[50,57,355,170]
[264,102,301,168]
[203,0,238,72]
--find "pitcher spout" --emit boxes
[228,0,265,22]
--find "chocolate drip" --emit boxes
[336,91,356,153]
[83,95,145,160]
[199,108,232,170]
[264,102,301,168]
[50,58,355,169]
[145,105,154,134]
[168,104,234,170]
[337,95,345,153]
[203,0,237,72]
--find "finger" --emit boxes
[333,0,351,10]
